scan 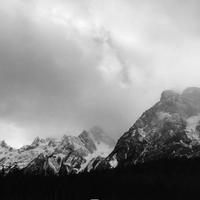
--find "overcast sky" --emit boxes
[1,0,200,147]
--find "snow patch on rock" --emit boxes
[186,115,200,140]
[109,154,118,168]
[157,112,172,120]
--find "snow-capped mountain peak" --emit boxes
[97,87,200,170]
[31,137,46,147]
[0,127,115,176]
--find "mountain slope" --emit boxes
[0,127,115,175]
[101,87,200,169]
[3,87,200,175]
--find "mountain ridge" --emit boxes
[2,87,200,175]
[97,87,200,169]
[0,127,115,176]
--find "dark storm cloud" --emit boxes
[1,0,200,147]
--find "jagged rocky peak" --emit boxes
[79,130,90,138]
[0,126,116,176]
[31,137,46,146]
[160,90,180,102]
[46,137,57,147]
[61,134,84,149]
[160,87,200,104]
[100,87,200,169]
[78,130,96,153]
[58,135,90,157]
[157,87,200,118]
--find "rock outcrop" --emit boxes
[0,127,115,176]
[100,87,200,169]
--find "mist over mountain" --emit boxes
[1,0,200,148]
[0,126,115,175]
[2,87,200,176]
[95,87,200,169]
[2,0,200,199]
[2,87,200,200]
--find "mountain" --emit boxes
[3,87,200,199]
[99,87,200,169]
[0,127,115,176]
[3,87,200,176]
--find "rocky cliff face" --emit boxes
[101,87,200,169]
[0,127,115,176]
[3,87,200,175]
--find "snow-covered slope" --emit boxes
[0,128,115,176]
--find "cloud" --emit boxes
[1,0,200,147]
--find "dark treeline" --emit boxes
[1,158,200,200]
